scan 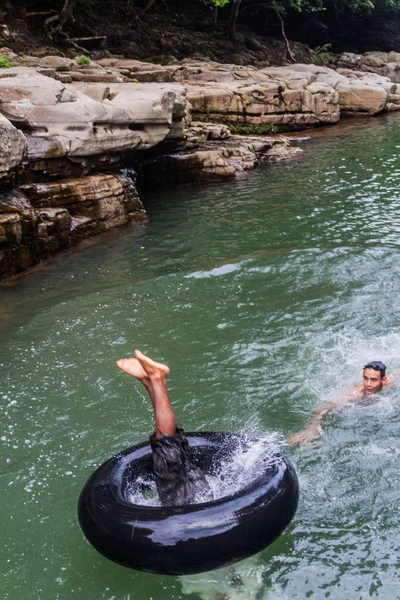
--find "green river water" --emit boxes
[1,114,400,600]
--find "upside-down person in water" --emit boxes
[117,350,211,506]
[288,361,394,446]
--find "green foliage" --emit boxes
[76,54,91,65]
[342,0,375,12]
[282,0,400,15]
[201,0,230,6]
[194,116,277,134]
[228,122,278,135]
[308,43,333,65]
[287,0,324,12]
[202,0,398,17]
[0,56,11,69]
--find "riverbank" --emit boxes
[1,51,400,280]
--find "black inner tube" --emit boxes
[78,432,299,575]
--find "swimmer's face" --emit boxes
[362,368,383,394]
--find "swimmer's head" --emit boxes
[363,361,387,378]
[362,361,387,394]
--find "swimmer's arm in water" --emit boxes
[288,373,395,446]
[288,389,380,446]
[287,400,342,446]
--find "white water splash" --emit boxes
[125,432,284,507]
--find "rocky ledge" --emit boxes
[335,51,400,82]
[1,51,399,280]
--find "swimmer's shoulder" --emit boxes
[346,384,364,401]
[384,374,394,387]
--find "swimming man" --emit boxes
[117,350,211,506]
[288,361,393,446]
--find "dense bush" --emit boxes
[0,56,11,68]
[76,54,91,65]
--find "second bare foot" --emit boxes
[134,350,170,378]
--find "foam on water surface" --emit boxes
[125,432,283,506]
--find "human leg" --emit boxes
[116,352,176,438]
[117,350,211,505]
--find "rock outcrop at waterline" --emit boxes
[0,57,303,280]
[0,174,147,278]
[1,52,398,280]
[0,69,186,159]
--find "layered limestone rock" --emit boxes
[0,60,307,279]
[336,51,400,79]
[92,58,400,121]
[0,174,147,279]
[2,57,398,140]
[20,174,146,225]
[336,80,389,114]
[185,62,400,124]
[0,59,398,165]
[139,136,302,189]
[0,113,26,179]
[185,121,231,147]
[185,65,339,128]
[0,70,186,159]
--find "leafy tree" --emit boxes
[201,0,230,26]
[218,0,325,41]
[228,0,242,38]
[17,0,400,50]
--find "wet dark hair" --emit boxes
[363,361,387,378]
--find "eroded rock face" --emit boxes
[0,174,147,279]
[0,58,337,280]
[186,78,339,129]
[138,136,302,189]
[0,58,397,170]
[73,81,187,146]
[185,62,400,124]
[336,51,400,94]
[0,70,187,159]
[20,173,146,225]
[336,81,388,114]
[1,57,397,161]
[0,113,26,179]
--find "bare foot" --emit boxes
[134,350,170,378]
[116,358,148,381]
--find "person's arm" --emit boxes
[288,374,396,446]
[287,400,340,446]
